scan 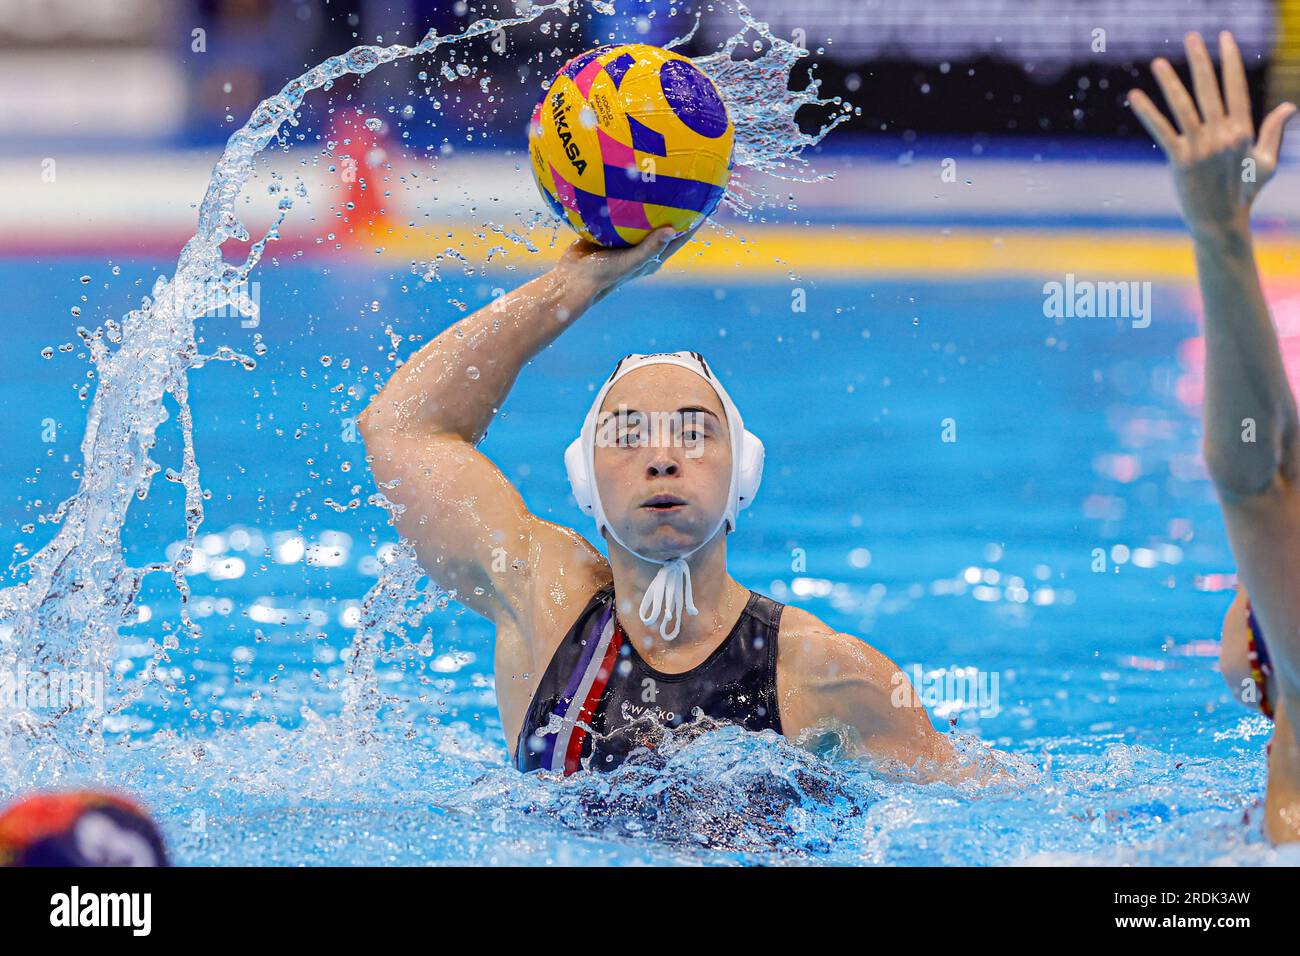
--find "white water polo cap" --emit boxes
[564,351,764,640]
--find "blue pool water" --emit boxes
[0,257,1291,865]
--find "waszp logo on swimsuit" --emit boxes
[621,700,678,724]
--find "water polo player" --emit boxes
[357,228,975,776]
[1129,30,1299,841]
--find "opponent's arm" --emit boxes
[357,228,682,626]
[1128,32,1300,695]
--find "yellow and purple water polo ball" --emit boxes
[528,43,734,248]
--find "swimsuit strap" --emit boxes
[1244,600,1275,721]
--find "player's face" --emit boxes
[592,364,732,561]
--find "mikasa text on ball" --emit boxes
[528,43,735,247]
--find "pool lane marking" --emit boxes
[362,224,1300,279]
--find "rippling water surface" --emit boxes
[3,261,1293,865]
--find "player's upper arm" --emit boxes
[777,614,948,768]
[358,421,593,626]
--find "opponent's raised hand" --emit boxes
[1128,31,1296,240]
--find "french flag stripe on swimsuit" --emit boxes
[519,603,606,771]
[565,622,626,774]
[547,605,622,773]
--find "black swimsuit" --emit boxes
[516,582,786,774]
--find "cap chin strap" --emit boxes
[602,515,726,641]
[640,557,697,641]
[567,351,761,641]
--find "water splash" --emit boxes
[675,0,857,217]
[103,705,1278,866]
[0,1,848,788]
[0,0,588,779]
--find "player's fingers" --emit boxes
[1185,32,1225,123]
[630,225,674,259]
[1127,88,1180,155]
[1152,57,1202,135]
[1257,101,1298,161]
[1219,31,1252,130]
[659,228,697,262]
[628,226,679,275]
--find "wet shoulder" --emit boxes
[774,603,914,743]
[775,603,899,693]
[776,602,838,652]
